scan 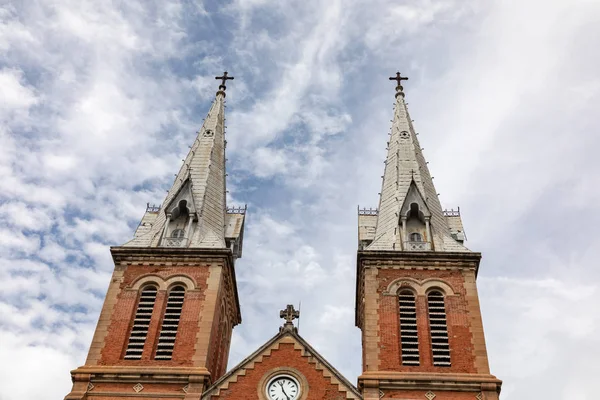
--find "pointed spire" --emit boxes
[124,73,245,254]
[366,73,469,252]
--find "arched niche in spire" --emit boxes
[399,180,432,251]
[161,178,198,247]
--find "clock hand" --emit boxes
[278,382,290,400]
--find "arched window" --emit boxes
[427,291,451,367]
[124,285,158,359]
[171,229,185,238]
[398,290,420,365]
[154,285,185,360]
[409,232,422,242]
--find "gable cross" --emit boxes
[280,304,300,325]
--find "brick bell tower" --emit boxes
[356,74,502,400]
[65,72,246,400]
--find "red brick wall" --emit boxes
[376,269,477,373]
[99,264,210,366]
[211,343,349,400]
[207,281,224,378]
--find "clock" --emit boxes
[266,374,300,400]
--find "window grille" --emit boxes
[427,291,451,366]
[410,232,422,242]
[154,286,185,360]
[124,286,157,359]
[398,290,420,365]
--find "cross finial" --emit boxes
[389,72,408,97]
[280,304,300,327]
[215,71,234,97]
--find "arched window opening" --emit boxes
[408,203,424,222]
[171,200,190,220]
[409,232,422,242]
[124,285,158,360]
[398,290,420,366]
[427,291,451,367]
[171,229,185,238]
[155,286,185,360]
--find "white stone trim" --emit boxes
[384,277,456,296]
[130,273,197,291]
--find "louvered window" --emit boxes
[124,286,157,359]
[427,291,451,366]
[399,290,420,365]
[154,286,185,360]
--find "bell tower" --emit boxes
[356,74,502,400]
[65,73,246,400]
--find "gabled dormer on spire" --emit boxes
[359,73,468,252]
[125,72,245,258]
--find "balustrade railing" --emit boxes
[404,241,431,251]
[163,237,188,247]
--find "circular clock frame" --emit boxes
[265,374,300,400]
[259,367,308,400]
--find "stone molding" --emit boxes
[383,277,456,296]
[357,371,502,394]
[66,365,212,399]
[129,273,198,291]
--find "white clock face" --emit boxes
[266,375,300,400]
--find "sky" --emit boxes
[1,0,600,399]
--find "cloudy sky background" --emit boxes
[1,0,600,399]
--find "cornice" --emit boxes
[357,250,482,264]
[358,371,501,393]
[72,365,211,381]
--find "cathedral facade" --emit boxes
[65,73,501,400]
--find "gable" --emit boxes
[165,177,197,216]
[399,180,431,219]
[202,332,361,400]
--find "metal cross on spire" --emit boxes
[389,72,408,97]
[215,71,234,97]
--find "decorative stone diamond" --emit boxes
[476,393,483,400]
[379,389,384,398]
[183,384,190,394]
[133,383,144,393]
[87,382,94,392]
[425,391,436,400]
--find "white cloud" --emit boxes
[1,0,600,399]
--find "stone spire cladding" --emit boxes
[366,74,468,252]
[124,73,241,251]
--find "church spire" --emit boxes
[125,72,244,256]
[365,73,468,252]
